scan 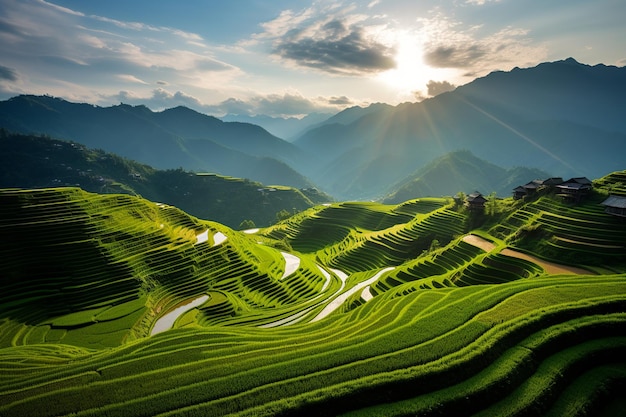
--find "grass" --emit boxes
[0,182,625,416]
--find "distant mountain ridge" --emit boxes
[382,150,550,203]
[1,58,623,201]
[221,112,331,140]
[295,58,626,199]
[0,95,311,188]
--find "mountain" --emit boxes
[382,150,550,203]
[0,95,311,188]
[221,112,331,140]
[296,102,394,139]
[0,131,331,227]
[296,58,626,200]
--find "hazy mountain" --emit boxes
[221,112,331,140]
[296,58,626,199]
[382,150,550,203]
[0,95,311,188]
[296,102,394,139]
[0,131,331,227]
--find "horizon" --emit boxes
[1,0,625,118]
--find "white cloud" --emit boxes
[419,14,548,77]
[117,74,148,84]
[465,0,501,5]
[102,88,353,118]
[0,0,242,104]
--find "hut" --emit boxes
[465,192,487,210]
[601,195,626,217]
[555,177,592,202]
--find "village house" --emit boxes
[465,192,487,210]
[601,195,626,218]
[555,177,593,202]
[512,177,564,200]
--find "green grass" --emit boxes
[0,184,625,416]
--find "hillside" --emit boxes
[1,172,625,416]
[0,131,330,227]
[383,150,550,203]
[0,95,311,188]
[296,59,626,199]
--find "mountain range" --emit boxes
[1,58,624,201]
[0,96,311,189]
[296,58,626,199]
[0,131,330,228]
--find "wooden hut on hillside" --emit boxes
[512,177,564,200]
[601,195,626,217]
[539,177,564,187]
[465,192,487,210]
[512,181,540,199]
[555,177,592,202]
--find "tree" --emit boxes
[486,192,498,215]
[238,219,256,230]
[275,209,291,223]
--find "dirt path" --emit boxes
[462,235,496,252]
[500,249,593,275]
[462,234,593,275]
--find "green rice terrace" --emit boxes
[1,172,626,416]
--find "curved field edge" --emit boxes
[0,276,625,416]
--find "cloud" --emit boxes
[112,88,204,110]
[426,80,456,96]
[104,88,352,118]
[117,74,147,84]
[465,0,501,5]
[424,45,486,68]
[0,65,19,81]
[0,0,241,102]
[328,95,354,105]
[206,92,348,117]
[256,4,396,76]
[420,16,547,74]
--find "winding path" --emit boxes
[462,234,593,275]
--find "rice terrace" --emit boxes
[1,170,626,416]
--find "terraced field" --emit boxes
[1,183,625,416]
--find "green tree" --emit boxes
[486,191,498,215]
[238,219,256,230]
[275,209,291,223]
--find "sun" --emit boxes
[377,34,439,98]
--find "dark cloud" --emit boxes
[206,97,254,115]
[423,44,486,69]
[427,80,456,96]
[272,19,396,75]
[0,65,18,81]
[328,95,353,105]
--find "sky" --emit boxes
[0,0,624,118]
